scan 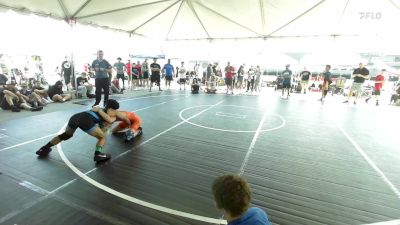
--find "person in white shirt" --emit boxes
[178,62,187,90]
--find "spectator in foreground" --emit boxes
[212,174,272,225]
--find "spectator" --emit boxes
[319,65,332,102]
[48,81,71,103]
[76,73,94,98]
[300,67,311,94]
[212,174,272,225]
[225,62,235,94]
[281,64,292,99]
[0,80,43,112]
[343,62,369,104]
[61,56,73,90]
[365,69,385,106]
[113,57,126,90]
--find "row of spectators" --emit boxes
[0,76,70,112]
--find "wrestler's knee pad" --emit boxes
[58,132,73,141]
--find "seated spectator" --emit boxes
[48,81,71,102]
[110,77,123,94]
[19,83,47,107]
[32,80,51,103]
[206,75,217,94]
[191,78,200,94]
[212,174,272,225]
[76,73,94,98]
[0,80,43,112]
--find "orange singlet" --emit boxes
[118,111,141,131]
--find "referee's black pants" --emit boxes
[94,78,109,106]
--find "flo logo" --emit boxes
[359,12,382,19]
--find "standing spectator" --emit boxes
[281,64,292,99]
[254,65,262,93]
[225,62,235,94]
[149,58,162,92]
[131,62,139,90]
[212,174,272,225]
[366,69,385,106]
[163,59,175,90]
[206,63,213,82]
[142,59,150,88]
[300,67,311,94]
[125,59,132,89]
[113,57,126,90]
[343,62,369,104]
[136,61,143,87]
[91,50,112,107]
[319,65,332,102]
[61,56,73,90]
[178,62,187,90]
[236,65,245,92]
[246,66,255,92]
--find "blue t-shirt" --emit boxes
[163,63,174,76]
[92,59,112,79]
[228,207,271,225]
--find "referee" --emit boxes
[91,50,112,107]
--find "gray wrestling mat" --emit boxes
[0,91,399,225]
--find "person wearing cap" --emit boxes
[36,99,125,162]
[113,57,126,90]
[343,62,369,104]
[91,50,112,107]
[0,80,43,112]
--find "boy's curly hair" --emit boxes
[212,174,251,217]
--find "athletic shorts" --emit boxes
[350,82,363,92]
[117,73,125,80]
[374,90,381,95]
[143,71,149,79]
[151,75,160,83]
[132,75,139,80]
[165,76,173,81]
[225,78,233,86]
[118,112,141,131]
[179,78,186,84]
[282,82,291,89]
[67,112,97,133]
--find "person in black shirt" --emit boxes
[343,62,369,104]
[48,81,71,102]
[300,67,311,94]
[61,57,73,90]
[149,58,162,92]
[319,65,332,101]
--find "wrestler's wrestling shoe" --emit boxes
[94,152,111,162]
[125,130,134,142]
[36,146,52,157]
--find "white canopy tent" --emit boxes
[0,0,400,71]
